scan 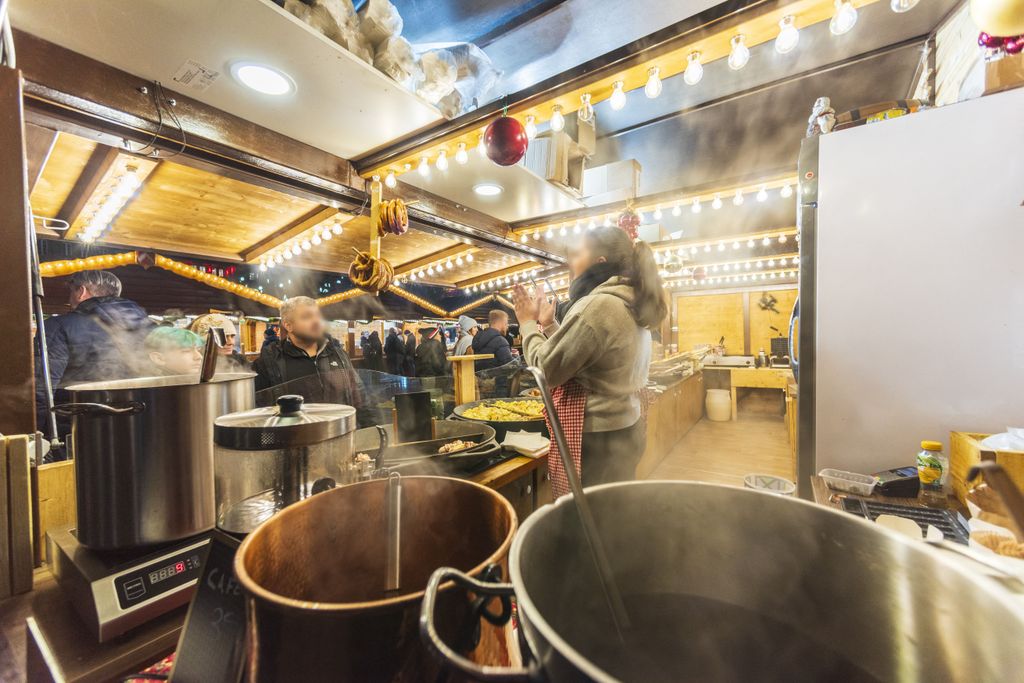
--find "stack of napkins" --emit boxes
[502,430,550,458]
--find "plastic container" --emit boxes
[917,439,949,503]
[705,388,731,422]
[819,468,877,496]
[743,473,796,496]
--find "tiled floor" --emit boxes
[647,415,795,487]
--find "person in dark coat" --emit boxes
[471,310,514,371]
[414,326,449,377]
[252,297,374,426]
[383,327,405,375]
[402,329,416,376]
[262,324,280,351]
[35,270,154,441]
[363,330,385,372]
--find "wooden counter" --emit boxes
[636,372,705,478]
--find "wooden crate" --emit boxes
[950,431,1024,506]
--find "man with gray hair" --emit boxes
[35,270,154,440]
[252,296,371,425]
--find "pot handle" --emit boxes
[51,401,146,417]
[420,567,537,683]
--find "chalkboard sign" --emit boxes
[170,530,246,683]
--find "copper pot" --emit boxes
[235,476,517,682]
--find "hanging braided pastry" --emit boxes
[376,198,409,237]
[348,248,395,293]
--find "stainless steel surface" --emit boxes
[64,372,255,550]
[213,395,356,449]
[525,366,630,634]
[384,473,402,594]
[503,482,1024,681]
[199,327,225,383]
[214,396,357,535]
[47,527,209,642]
[796,135,819,499]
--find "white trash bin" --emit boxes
[705,388,731,422]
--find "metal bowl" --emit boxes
[451,398,548,442]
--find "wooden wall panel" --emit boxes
[749,289,798,356]
[677,293,744,354]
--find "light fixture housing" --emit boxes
[473,182,503,196]
[775,15,800,54]
[231,62,295,96]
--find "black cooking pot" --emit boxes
[421,481,1024,682]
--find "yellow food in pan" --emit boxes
[462,400,545,421]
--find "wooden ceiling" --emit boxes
[27,131,533,287]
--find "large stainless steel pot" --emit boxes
[58,372,255,550]
[235,475,517,682]
[422,481,1024,682]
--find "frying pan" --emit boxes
[451,398,548,442]
[351,421,499,474]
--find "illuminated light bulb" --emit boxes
[588,219,596,230]
[779,234,788,243]
[775,15,800,54]
[691,199,702,214]
[545,227,554,239]
[653,207,663,220]
[435,150,449,171]
[830,0,858,34]
[274,254,284,264]
[311,234,322,246]
[550,105,565,132]
[322,229,332,241]
[704,244,711,253]
[733,190,744,206]
[573,222,582,235]
[418,156,430,177]
[644,67,662,99]
[384,171,397,188]
[578,93,595,123]
[728,35,750,70]
[455,142,469,165]
[477,135,487,156]
[672,204,682,217]
[756,260,764,268]
[524,115,537,140]
[746,239,755,248]
[520,234,528,243]
[744,262,751,270]
[559,224,568,237]
[890,0,919,12]
[300,239,311,251]
[410,272,418,281]
[733,241,741,250]
[683,51,703,86]
[284,250,293,260]
[717,242,726,252]
[466,253,474,262]
[531,229,539,240]
[768,259,776,267]
[267,260,276,269]
[690,247,698,255]
[757,185,768,202]
[770,272,777,279]
[609,81,627,111]
[781,183,793,198]
[332,222,343,235]
[427,265,436,275]
[780,258,789,266]
[762,236,772,246]
[455,255,464,266]
[446,259,454,270]
[603,215,612,227]
[723,264,730,271]
[712,194,723,210]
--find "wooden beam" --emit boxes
[394,244,475,276]
[0,68,38,435]
[24,124,58,194]
[56,143,119,238]
[456,262,539,288]
[240,205,339,263]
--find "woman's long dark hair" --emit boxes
[583,226,668,329]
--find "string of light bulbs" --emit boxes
[652,228,799,258]
[77,166,145,243]
[369,0,890,181]
[258,216,348,271]
[406,249,477,282]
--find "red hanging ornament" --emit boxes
[692,266,706,282]
[978,31,1005,48]
[616,207,641,240]
[484,116,529,166]
[1005,34,1024,53]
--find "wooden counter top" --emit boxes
[469,454,545,490]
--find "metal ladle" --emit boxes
[525,366,631,635]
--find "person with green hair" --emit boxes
[145,327,204,376]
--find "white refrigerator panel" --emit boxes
[815,88,1024,474]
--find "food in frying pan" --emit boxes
[438,439,475,454]
[462,400,545,421]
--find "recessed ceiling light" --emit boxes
[231,62,295,96]
[473,183,503,196]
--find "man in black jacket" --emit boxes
[471,310,514,371]
[414,326,448,377]
[383,327,404,375]
[35,270,154,441]
[402,329,416,376]
[253,297,373,426]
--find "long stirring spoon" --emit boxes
[526,366,631,635]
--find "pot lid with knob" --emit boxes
[214,394,356,450]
